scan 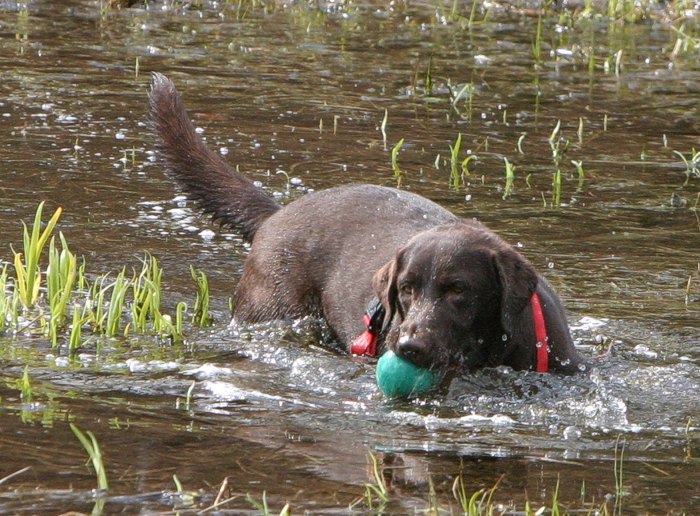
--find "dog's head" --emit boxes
[372,223,538,371]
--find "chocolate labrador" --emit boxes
[149,73,584,375]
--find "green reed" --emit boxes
[70,423,109,491]
[381,109,389,150]
[190,266,212,327]
[572,159,585,189]
[453,473,500,516]
[361,452,389,510]
[12,202,62,309]
[424,55,433,96]
[131,254,164,333]
[14,365,33,403]
[552,169,562,207]
[532,14,543,64]
[448,133,476,190]
[0,264,11,332]
[613,435,626,515]
[246,492,291,516]
[47,233,77,347]
[449,133,463,188]
[503,157,515,199]
[391,138,405,187]
[68,303,85,350]
[105,269,129,337]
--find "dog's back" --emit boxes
[149,73,280,242]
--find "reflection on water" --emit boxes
[1,0,699,513]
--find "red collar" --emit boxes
[350,313,379,357]
[351,293,550,373]
[530,292,550,373]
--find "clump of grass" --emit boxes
[190,266,212,328]
[12,202,62,309]
[2,203,214,350]
[453,473,501,515]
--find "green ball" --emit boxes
[376,350,439,398]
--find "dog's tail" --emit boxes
[148,73,280,242]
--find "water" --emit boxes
[1,0,699,513]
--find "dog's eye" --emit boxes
[446,283,467,295]
[399,283,413,295]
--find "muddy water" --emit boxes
[1,0,699,513]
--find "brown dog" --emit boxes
[149,73,585,375]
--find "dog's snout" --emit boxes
[396,335,432,369]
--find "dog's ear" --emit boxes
[494,247,538,335]
[372,252,404,328]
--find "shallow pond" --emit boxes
[1,0,699,513]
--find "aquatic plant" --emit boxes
[2,203,213,349]
[391,138,405,187]
[70,423,108,491]
[13,365,33,403]
[449,133,464,188]
[47,234,77,346]
[674,147,700,182]
[552,168,562,207]
[0,265,13,333]
[503,157,515,199]
[361,452,389,510]
[532,13,543,64]
[380,109,389,150]
[452,473,500,515]
[190,266,212,327]
[246,492,291,516]
[572,159,585,189]
[613,435,627,515]
[12,202,62,309]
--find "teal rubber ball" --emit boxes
[376,350,439,398]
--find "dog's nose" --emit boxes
[396,336,432,369]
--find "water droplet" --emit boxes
[548,261,555,269]
[535,341,542,348]
[563,426,582,440]
[578,363,587,372]
[501,334,508,341]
